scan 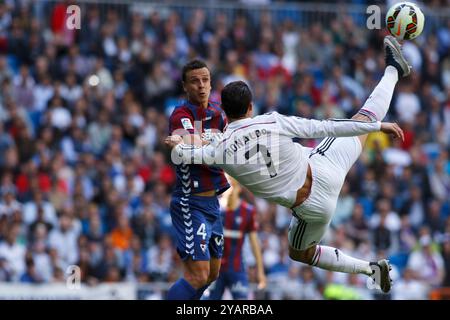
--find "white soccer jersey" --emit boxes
[174,112,381,207]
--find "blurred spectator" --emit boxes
[110,213,133,251]
[407,234,445,287]
[441,236,450,287]
[391,268,429,300]
[400,185,425,230]
[344,204,369,247]
[23,191,57,228]
[425,199,446,239]
[20,253,44,283]
[0,223,25,281]
[146,233,173,281]
[0,185,21,217]
[48,213,80,267]
[369,198,401,233]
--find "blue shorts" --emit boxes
[170,194,223,261]
[205,271,249,300]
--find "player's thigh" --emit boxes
[170,195,219,261]
[310,136,362,184]
[183,258,211,282]
[288,215,330,251]
[327,136,362,176]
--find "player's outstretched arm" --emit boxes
[273,112,403,140]
[165,135,217,165]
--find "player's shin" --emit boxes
[311,245,372,276]
[359,66,398,121]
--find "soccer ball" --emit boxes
[386,2,425,40]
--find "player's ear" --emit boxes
[247,103,253,116]
[182,81,187,93]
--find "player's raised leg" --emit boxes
[353,35,411,146]
[287,36,410,293]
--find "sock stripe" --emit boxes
[311,246,319,265]
[313,246,322,266]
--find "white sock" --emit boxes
[359,66,398,121]
[311,245,372,276]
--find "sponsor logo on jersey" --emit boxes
[181,118,194,129]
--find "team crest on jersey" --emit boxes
[200,240,207,253]
[181,118,194,129]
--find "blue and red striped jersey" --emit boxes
[221,200,258,273]
[169,100,230,196]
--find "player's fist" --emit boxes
[165,135,183,148]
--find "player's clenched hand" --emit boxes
[165,135,183,148]
[257,271,267,290]
[380,122,404,141]
[165,135,209,148]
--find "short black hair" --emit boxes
[221,81,252,119]
[182,60,209,82]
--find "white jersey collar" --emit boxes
[226,117,252,129]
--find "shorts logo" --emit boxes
[181,118,194,129]
[214,235,224,247]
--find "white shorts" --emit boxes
[288,136,362,251]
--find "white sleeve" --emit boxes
[273,112,381,138]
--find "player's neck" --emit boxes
[189,98,209,109]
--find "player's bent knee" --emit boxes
[184,270,210,288]
[184,260,211,288]
[289,245,316,265]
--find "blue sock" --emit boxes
[193,285,208,300]
[166,278,197,300]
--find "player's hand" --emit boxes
[257,271,267,290]
[165,135,183,148]
[380,122,404,141]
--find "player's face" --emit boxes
[183,67,211,107]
